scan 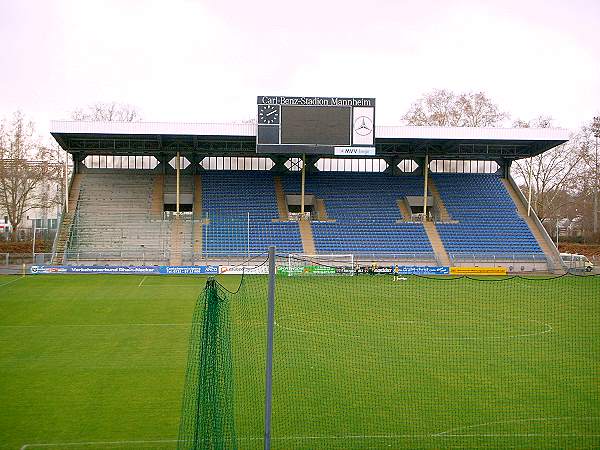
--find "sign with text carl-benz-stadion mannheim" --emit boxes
[256,96,376,155]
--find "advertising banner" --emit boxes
[395,266,450,275]
[30,265,219,275]
[219,265,269,275]
[159,266,219,275]
[277,266,337,276]
[450,267,507,275]
[30,265,160,274]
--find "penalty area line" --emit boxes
[138,275,147,287]
[0,322,203,329]
[0,275,25,288]
[20,430,600,449]
[19,435,431,449]
[20,439,181,450]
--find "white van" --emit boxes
[560,253,594,272]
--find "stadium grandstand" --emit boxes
[48,107,569,273]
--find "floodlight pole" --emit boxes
[264,245,276,450]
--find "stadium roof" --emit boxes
[50,120,569,160]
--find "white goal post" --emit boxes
[286,254,355,276]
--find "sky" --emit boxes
[1,0,599,140]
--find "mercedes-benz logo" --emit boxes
[354,116,373,136]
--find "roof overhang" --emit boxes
[50,120,569,160]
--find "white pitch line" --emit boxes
[20,429,600,449]
[0,323,200,329]
[20,439,181,450]
[18,435,431,449]
[275,316,554,341]
[434,416,600,436]
[0,275,25,288]
[437,434,600,437]
[138,275,147,287]
[0,321,266,329]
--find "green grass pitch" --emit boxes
[0,274,599,449]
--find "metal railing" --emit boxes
[449,252,549,271]
[0,252,53,266]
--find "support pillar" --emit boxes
[386,156,402,175]
[271,156,288,173]
[176,151,180,214]
[300,153,306,214]
[423,154,429,221]
[304,155,319,173]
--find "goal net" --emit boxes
[283,253,355,276]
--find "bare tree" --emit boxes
[0,112,63,240]
[512,115,554,129]
[402,89,509,127]
[71,102,141,122]
[511,117,583,223]
[570,119,600,238]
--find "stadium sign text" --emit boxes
[334,147,376,156]
[258,96,375,107]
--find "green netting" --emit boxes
[178,274,267,450]
[179,268,600,449]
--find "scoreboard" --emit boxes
[256,96,376,155]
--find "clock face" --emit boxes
[258,105,280,124]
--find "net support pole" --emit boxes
[422,153,429,221]
[301,153,306,215]
[176,151,180,214]
[264,245,276,450]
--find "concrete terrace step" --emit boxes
[423,221,451,266]
[501,179,562,269]
[298,219,316,254]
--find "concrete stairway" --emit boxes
[170,218,183,266]
[150,175,164,218]
[423,221,451,266]
[193,175,202,218]
[298,219,316,254]
[273,176,289,220]
[427,179,452,222]
[397,199,412,221]
[314,198,331,221]
[193,175,203,258]
[501,179,562,269]
[52,174,83,264]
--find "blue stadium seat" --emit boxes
[281,172,433,255]
[432,173,544,259]
[202,171,303,256]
